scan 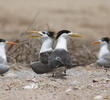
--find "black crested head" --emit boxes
[48,31,55,38]
[56,30,71,39]
[101,37,110,43]
[0,39,6,42]
[41,31,55,38]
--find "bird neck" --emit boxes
[40,38,53,53]
[55,37,68,51]
[98,43,109,58]
[0,44,7,62]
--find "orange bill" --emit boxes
[7,42,17,45]
[69,33,83,38]
[27,30,39,33]
[27,34,42,37]
[93,41,100,44]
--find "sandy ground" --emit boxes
[0,66,110,100]
[0,0,110,100]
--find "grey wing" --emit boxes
[0,57,6,64]
[30,61,52,74]
[40,51,52,64]
[62,51,73,67]
[48,49,72,68]
[102,53,110,61]
[0,64,9,74]
[97,53,110,68]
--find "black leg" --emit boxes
[64,69,66,75]
[104,68,108,72]
[52,73,55,77]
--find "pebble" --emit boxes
[23,83,38,89]
[94,95,103,100]
[65,88,72,93]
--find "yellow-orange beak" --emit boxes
[27,34,42,37]
[7,42,17,45]
[27,30,42,37]
[69,33,83,38]
[93,41,100,44]
[27,30,39,33]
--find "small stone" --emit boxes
[23,83,38,89]
[65,88,72,93]
[87,84,93,89]
[93,79,98,83]
[105,77,110,83]
[94,95,103,100]
[65,87,72,95]
[73,87,81,90]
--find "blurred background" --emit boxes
[0,0,110,64]
[0,0,110,39]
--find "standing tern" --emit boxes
[27,30,55,74]
[93,37,110,68]
[0,39,17,74]
[48,30,83,76]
